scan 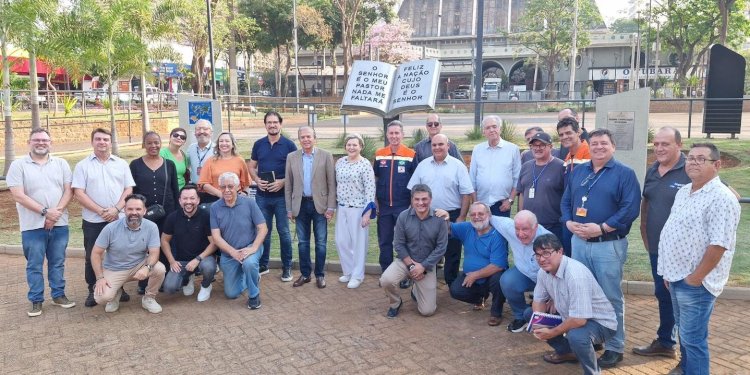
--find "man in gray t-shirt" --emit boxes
[91,195,166,314]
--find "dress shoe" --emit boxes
[597,350,624,368]
[293,275,311,287]
[543,351,578,364]
[84,291,97,307]
[632,339,677,358]
[316,276,326,288]
[387,299,403,318]
[487,316,503,326]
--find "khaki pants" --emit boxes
[380,259,437,316]
[94,259,166,304]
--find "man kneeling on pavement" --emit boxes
[527,233,617,375]
[91,194,166,313]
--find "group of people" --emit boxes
[8,108,740,375]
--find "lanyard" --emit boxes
[196,145,211,166]
[580,168,606,206]
[531,161,551,189]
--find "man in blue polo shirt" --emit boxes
[249,111,298,281]
[561,128,641,369]
[447,202,508,327]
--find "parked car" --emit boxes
[451,85,471,100]
[133,86,162,104]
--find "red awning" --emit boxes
[6,56,67,76]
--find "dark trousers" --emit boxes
[376,204,408,272]
[449,271,505,317]
[82,220,109,291]
[649,252,677,348]
[444,209,463,286]
[490,202,511,253]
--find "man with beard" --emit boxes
[161,184,218,301]
[8,129,76,316]
[72,128,135,307]
[187,119,216,205]
[91,194,166,314]
[445,202,508,326]
[249,111,297,280]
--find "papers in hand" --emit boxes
[527,311,563,333]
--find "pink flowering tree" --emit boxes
[365,20,420,64]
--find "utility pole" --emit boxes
[568,0,578,99]
[472,0,484,131]
[206,0,217,100]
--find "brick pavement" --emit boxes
[1,254,749,374]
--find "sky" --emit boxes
[595,0,630,25]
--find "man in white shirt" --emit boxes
[657,143,741,375]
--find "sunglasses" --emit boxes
[426,122,440,128]
[172,133,187,140]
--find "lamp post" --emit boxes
[206,0,217,100]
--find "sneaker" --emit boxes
[28,302,43,317]
[632,339,677,358]
[105,289,122,313]
[51,295,76,309]
[248,295,262,309]
[281,268,293,282]
[386,299,403,319]
[259,265,270,275]
[84,291,97,307]
[183,274,196,296]
[347,278,362,289]
[597,350,624,369]
[338,274,351,283]
[507,319,528,332]
[120,289,130,302]
[141,296,162,314]
[197,284,213,302]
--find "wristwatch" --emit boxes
[408,263,416,271]
[41,207,48,217]
[507,198,514,204]
[144,264,153,271]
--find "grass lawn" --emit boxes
[1,136,748,286]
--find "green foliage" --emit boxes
[102,97,111,110]
[647,127,655,144]
[408,128,426,148]
[500,120,518,144]
[464,126,483,141]
[361,135,377,161]
[334,132,348,148]
[609,18,643,33]
[62,95,78,116]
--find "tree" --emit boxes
[296,3,332,94]
[653,0,749,86]
[56,0,147,155]
[178,0,229,95]
[365,20,420,64]
[609,18,643,33]
[512,0,601,98]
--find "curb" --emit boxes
[3,244,748,301]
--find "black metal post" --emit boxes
[206,0,218,100]
[473,0,484,131]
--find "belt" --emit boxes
[586,233,625,243]
[302,196,314,201]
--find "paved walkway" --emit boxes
[2,254,749,374]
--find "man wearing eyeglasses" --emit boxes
[8,129,76,317]
[632,127,688,360]
[527,233,617,375]
[657,143,740,375]
[561,128,641,368]
[516,132,565,251]
[187,119,216,204]
[413,113,462,164]
[209,172,268,310]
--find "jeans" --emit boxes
[257,195,293,270]
[499,266,536,320]
[22,226,70,303]
[449,271,504,317]
[221,246,263,299]
[670,279,716,375]
[542,315,615,375]
[376,204,407,272]
[162,257,217,294]
[649,252,677,348]
[296,199,328,277]
[444,209,463,286]
[82,220,108,291]
[572,236,627,353]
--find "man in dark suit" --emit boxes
[285,126,337,288]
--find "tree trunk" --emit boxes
[284,44,292,98]
[107,69,120,155]
[29,49,41,130]
[275,46,282,97]
[2,37,15,175]
[191,52,205,94]
[140,71,151,133]
[331,49,338,97]
[718,0,733,45]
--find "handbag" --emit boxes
[144,161,169,222]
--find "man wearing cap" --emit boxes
[517,132,566,248]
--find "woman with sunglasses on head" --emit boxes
[130,131,180,294]
[160,127,190,190]
[198,132,251,203]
